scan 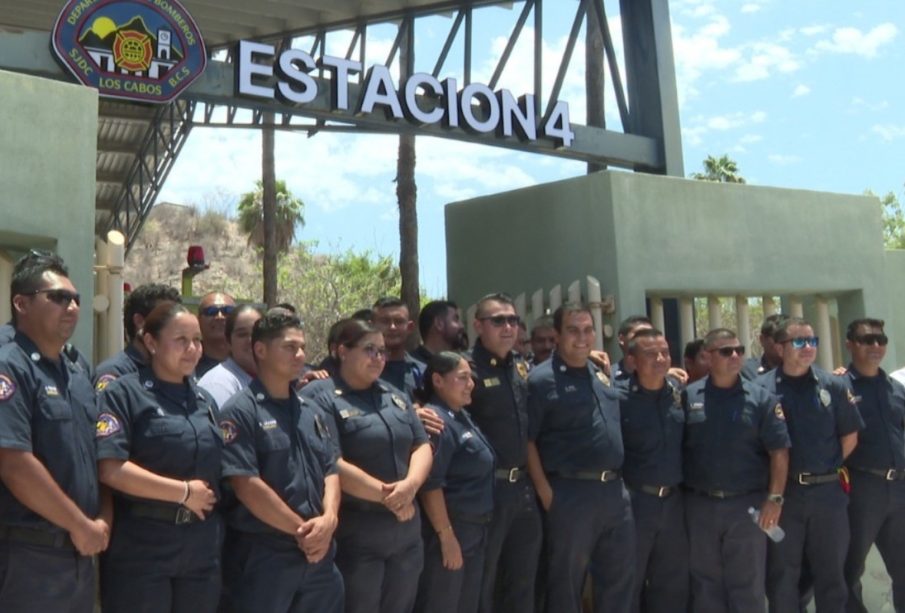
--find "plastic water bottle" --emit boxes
[748,507,785,542]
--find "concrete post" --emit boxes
[531,289,544,321]
[0,251,12,325]
[95,238,109,364]
[789,296,804,318]
[762,295,777,316]
[708,295,722,330]
[567,280,581,304]
[549,285,563,313]
[587,276,604,351]
[736,295,751,351]
[679,297,695,349]
[815,297,833,370]
[650,296,665,333]
[106,231,126,361]
[514,293,527,323]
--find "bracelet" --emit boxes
[180,481,190,505]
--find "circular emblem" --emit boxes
[0,374,16,401]
[95,373,117,392]
[516,362,529,380]
[96,413,122,438]
[219,420,239,444]
[113,30,153,72]
[774,404,786,421]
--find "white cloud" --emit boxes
[799,24,830,37]
[851,97,890,112]
[741,4,762,14]
[792,84,810,97]
[671,14,742,102]
[739,133,763,144]
[813,23,898,58]
[871,124,905,142]
[767,153,801,165]
[733,42,800,81]
[682,111,766,146]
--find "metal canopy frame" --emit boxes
[0,0,683,251]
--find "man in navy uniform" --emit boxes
[741,314,787,381]
[373,297,424,400]
[617,328,689,612]
[683,328,790,613]
[219,311,343,612]
[527,302,635,613]
[757,317,862,613]
[841,317,905,612]
[0,252,109,612]
[412,300,467,364]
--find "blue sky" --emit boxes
[157,0,904,298]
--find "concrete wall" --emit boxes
[446,170,895,367]
[0,69,98,354]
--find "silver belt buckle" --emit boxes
[798,473,811,485]
[886,469,897,481]
[600,470,615,482]
[175,507,194,525]
[508,467,519,483]
[657,486,669,497]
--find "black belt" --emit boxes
[793,472,839,486]
[550,469,621,483]
[853,467,905,481]
[689,487,756,499]
[494,467,526,483]
[629,483,676,498]
[449,511,493,525]
[129,502,199,525]
[0,525,75,550]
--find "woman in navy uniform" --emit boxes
[95,302,222,613]
[414,351,495,613]
[302,318,432,613]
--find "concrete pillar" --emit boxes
[708,295,722,330]
[567,280,581,304]
[106,231,125,361]
[679,297,695,348]
[650,296,665,332]
[815,297,833,370]
[95,238,109,364]
[549,285,563,314]
[762,295,777,316]
[587,276,604,351]
[531,289,544,321]
[0,251,12,325]
[789,296,804,318]
[466,304,477,348]
[514,293,527,323]
[736,295,751,350]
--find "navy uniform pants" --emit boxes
[844,470,905,613]
[767,483,848,613]
[101,514,223,613]
[479,478,542,613]
[544,477,635,613]
[0,538,95,613]
[627,487,689,613]
[685,491,767,613]
[230,532,343,613]
[415,519,488,613]
[335,506,423,613]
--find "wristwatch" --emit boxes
[766,493,784,506]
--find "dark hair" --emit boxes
[274,302,297,314]
[684,338,706,360]
[226,304,263,341]
[142,303,193,341]
[553,302,593,332]
[335,318,380,348]
[252,311,302,347]
[627,328,664,355]
[759,313,789,338]
[351,308,374,323]
[703,328,737,348]
[10,251,69,323]
[475,292,515,318]
[123,284,181,341]
[373,296,406,310]
[773,317,810,343]
[418,351,467,404]
[531,315,555,337]
[846,318,885,341]
[418,300,458,339]
[618,315,652,338]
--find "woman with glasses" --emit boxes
[413,351,495,613]
[95,302,223,612]
[302,318,433,613]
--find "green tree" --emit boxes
[237,178,304,255]
[690,154,746,183]
[868,188,905,249]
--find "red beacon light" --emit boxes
[123,282,132,293]
[186,245,206,268]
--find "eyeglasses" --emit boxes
[478,314,521,327]
[25,288,80,307]
[853,333,888,347]
[358,343,388,360]
[783,336,819,349]
[200,305,236,318]
[713,345,745,357]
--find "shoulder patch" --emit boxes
[774,403,786,421]
[95,373,117,392]
[0,374,16,401]
[219,419,239,444]
[96,413,122,438]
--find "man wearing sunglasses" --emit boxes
[0,253,109,612]
[683,328,790,613]
[757,317,863,613]
[840,318,905,612]
[196,291,237,378]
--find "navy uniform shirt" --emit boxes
[844,366,905,471]
[422,400,495,517]
[756,367,863,476]
[683,376,790,492]
[466,340,530,470]
[219,380,338,534]
[740,356,771,381]
[379,353,425,401]
[0,322,14,346]
[95,369,222,500]
[527,354,624,473]
[301,376,428,490]
[94,344,147,392]
[411,345,434,366]
[616,375,685,487]
[0,332,99,531]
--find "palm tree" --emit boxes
[237,178,305,255]
[690,154,746,183]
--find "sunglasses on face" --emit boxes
[713,345,745,357]
[853,333,888,347]
[358,343,388,360]
[479,314,521,327]
[26,288,81,307]
[783,336,819,349]
[200,305,236,317]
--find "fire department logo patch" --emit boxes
[0,374,15,401]
[219,420,238,444]
[96,413,122,438]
